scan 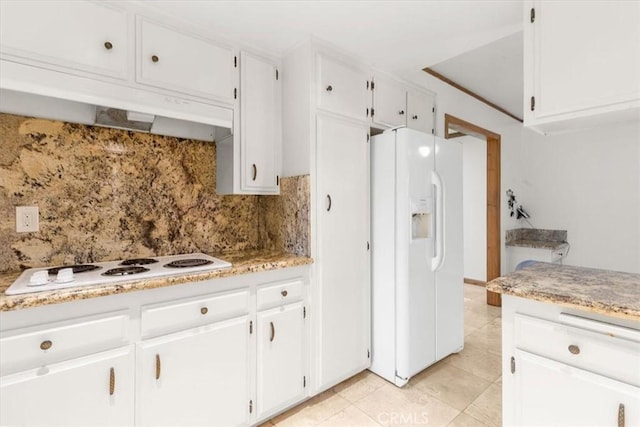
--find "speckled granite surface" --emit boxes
[0,114,263,272]
[0,250,313,312]
[487,262,640,320]
[505,228,568,250]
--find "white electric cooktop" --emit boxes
[6,253,232,296]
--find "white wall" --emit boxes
[520,122,640,273]
[462,135,487,281]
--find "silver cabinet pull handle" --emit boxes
[109,367,115,396]
[270,322,275,342]
[618,403,625,427]
[326,195,332,211]
[252,164,257,181]
[155,354,161,380]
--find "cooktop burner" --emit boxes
[48,264,101,275]
[164,259,214,268]
[102,266,150,276]
[120,258,158,266]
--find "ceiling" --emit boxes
[140,0,524,120]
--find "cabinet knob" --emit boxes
[412,115,418,120]
[104,41,113,50]
[252,164,257,181]
[398,110,405,115]
[151,55,159,63]
[568,344,580,355]
[200,307,208,315]
[326,85,333,92]
[40,340,52,350]
[281,290,288,297]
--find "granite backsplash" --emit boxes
[0,113,309,273]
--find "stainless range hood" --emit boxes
[0,61,233,142]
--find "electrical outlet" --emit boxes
[16,206,39,233]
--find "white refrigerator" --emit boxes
[370,127,464,387]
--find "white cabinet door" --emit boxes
[372,74,407,128]
[241,51,280,193]
[137,18,235,102]
[136,316,249,427]
[407,89,435,134]
[317,54,370,121]
[515,349,640,426]
[257,301,305,418]
[0,1,129,80]
[0,346,134,426]
[525,0,640,127]
[316,115,370,389]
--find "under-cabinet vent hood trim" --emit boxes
[0,60,233,141]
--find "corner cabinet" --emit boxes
[502,295,640,426]
[217,51,281,195]
[523,0,640,133]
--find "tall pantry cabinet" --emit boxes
[283,42,371,392]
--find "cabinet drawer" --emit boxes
[514,313,640,386]
[316,54,369,121]
[136,18,235,102]
[0,1,129,80]
[0,311,130,375]
[141,290,249,338]
[257,280,304,311]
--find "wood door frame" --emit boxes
[445,113,501,306]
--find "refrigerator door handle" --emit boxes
[432,171,445,271]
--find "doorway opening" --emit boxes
[445,113,501,306]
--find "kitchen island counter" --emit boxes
[487,262,640,321]
[0,250,313,312]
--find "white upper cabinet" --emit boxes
[317,54,370,121]
[217,51,281,195]
[371,74,407,128]
[0,1,130,80]
[524,0,640,133]
[372,74,436,133]
[136,18,236,103]
[406,89,435,134]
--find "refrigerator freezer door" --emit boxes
[434,136,464,360]
[395,128,436,382]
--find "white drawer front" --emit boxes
[514,313,640,386]
[141,290,249,338]
[0,312,130,375]
[257,279,304,311]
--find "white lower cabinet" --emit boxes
[515,349,640,426]
[257,301,306,419]
[503,295,640,426]
[0,346,134,426]
[136,316,250,427]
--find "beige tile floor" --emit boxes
[262,284,503,426]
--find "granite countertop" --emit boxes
[487,262,640,320]
[505,228,568,250]
[0,250,313,312]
